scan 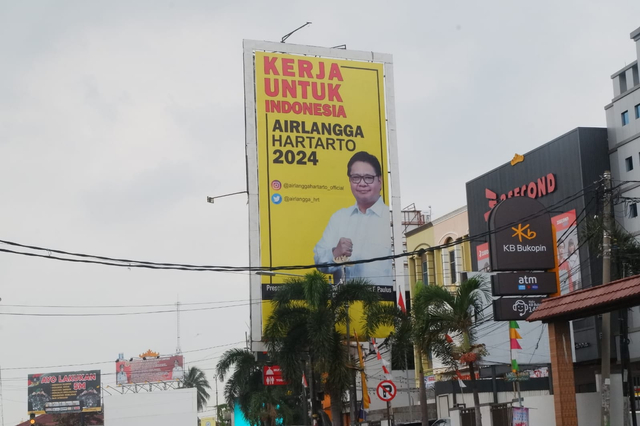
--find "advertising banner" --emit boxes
[476,242,490,272]
[28,370,101,414]
[244,41,400,342]
[512,406,529,426]
[551,210,581,294]
[115,355,184,385]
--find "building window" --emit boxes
[636,104,640,119]
[627,156,634,171]
[622,111,630,126]
[421,253,429,285]
[631,203,638,218]
[449,250,457,284]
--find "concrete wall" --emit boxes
[442,382,639,426]
[104,388,197,426]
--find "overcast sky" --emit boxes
[1,1,640,423]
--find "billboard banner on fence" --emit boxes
[28,370,101,414]
[115,355,184,385]
[244,41,402,345]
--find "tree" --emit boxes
[264,271,382,426]
[366,302,424,423]
[583,215,640,281]
[412,276,491,426]
[216,348,295,426]
[182,366,212,412]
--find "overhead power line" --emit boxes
[0,179,605,274]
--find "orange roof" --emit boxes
[527,274,640,322]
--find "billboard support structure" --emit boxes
[105,381,182,395]
[243,40,402,351]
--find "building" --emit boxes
[406,206,471,293]
[606,25,640,392]
[607,26,640,237]
[466,128,609,377]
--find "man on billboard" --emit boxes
[172,359,185,381]
[313,151,392,287]
[116,363,128,385]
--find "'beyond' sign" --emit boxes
[488,197,555,271]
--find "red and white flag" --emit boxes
[371,339,391,376]
[302,372,308,388]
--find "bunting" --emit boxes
[371,339,391,376]
[509,321,521,371]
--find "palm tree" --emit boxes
[216,348,295,426]
[366,302,426,423]
[264,271,382,426]
[412,276,491,426]
[182,366,211,412]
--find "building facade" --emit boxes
[607,27,640,237]
[465,128,609,393]
[406,206,472,294]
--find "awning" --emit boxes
[527,274,640,322]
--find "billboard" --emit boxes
[116,355,184,385]
[551,210,581,294]
[28,370,101,414]
[244,40,402,345]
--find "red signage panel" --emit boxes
[263,365,290,386]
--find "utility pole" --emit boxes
[602,171,612,426]
[215,374,219,423]
[343,265,358,426]
[0,366,4,426]
[176,298,182,355]
[404,352,413,420]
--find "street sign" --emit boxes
[493,297,543,321]
[376,380,397,402]
[491,272,558,296]
[262,365,289,386]
[505,371,530,382]
[488,197,555,271]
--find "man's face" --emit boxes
[349,161,381,208]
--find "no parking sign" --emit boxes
[376,380,396,402]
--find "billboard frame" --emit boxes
[243,40,403,351]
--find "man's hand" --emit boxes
[332,237,353,259]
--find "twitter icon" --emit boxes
[271,193,283,205]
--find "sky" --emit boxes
[1,1,640,424]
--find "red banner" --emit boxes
[116,355,184,385]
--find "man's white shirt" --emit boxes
[314,196,392,287]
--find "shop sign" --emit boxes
[493,297,543,321]
[488,197,555,271]
[491,272,558,296]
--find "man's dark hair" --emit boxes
[347,151,382,176]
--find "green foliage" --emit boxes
[582,215,640,280]
[411,277,491,372]
[216,348,297,426]
[263,271,382,421]
[182,366,211,412]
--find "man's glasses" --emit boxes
[349,174,377,184]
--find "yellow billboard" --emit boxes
[245,42,399,342]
